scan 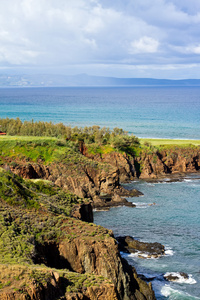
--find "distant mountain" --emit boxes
[0,73,200,87]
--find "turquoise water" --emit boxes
[94,175,200,299]
[1,86,200,299]
[0,86,200,139]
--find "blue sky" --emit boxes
[1,0,200,79]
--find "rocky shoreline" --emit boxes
[1,138,200,299]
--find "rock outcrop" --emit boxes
[34,233,156,300]
[6,145,200,208]
[85,152,136,182]
[164,272,189,282]
[0,193,156,300]
[80,145,200,180]
[0,265,119,300]
[7,158,141,209]
[136,147,200,179]
[117,236,165,259]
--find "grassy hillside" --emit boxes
[0,168,113,297]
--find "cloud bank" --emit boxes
[0,0,200,78]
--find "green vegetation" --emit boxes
[0,164,113,296]
[0,118,140,155]
[0,168,87,216]
[1,118,200,158]
[0,137,67,163]
[0,264,112,296]
[0,168,40,209]
[140,138,200,146]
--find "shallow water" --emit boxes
[94,175,200,299]
[0,86,200,139]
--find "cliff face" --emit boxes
[0,169,156,300]
[137,147,200,179]
[0,264,118,300]
[7,156,140,209]
[89,147,200,180]
[6,145,200,209]
[0,199,155,300]
[0,281,118,300]
[33,223,156,300]
[84,151,136,182]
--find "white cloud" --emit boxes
[193,46,200,54]
[0,0,199,78]
[169,43,200,55]
[129,36,160,54]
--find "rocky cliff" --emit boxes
[4,144,200,211]
[136,146,200,179]
[84,146,200,180]
[0,264,118,300]
[5,153,141,209]
[0,169,156,300]
[1,138,199,300]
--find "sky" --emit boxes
[1,0,200,79]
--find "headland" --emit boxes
[0,118,199,299]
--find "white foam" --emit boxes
[184,179,193,182]
[161,284,200,299]
[164,178,171,181]
[133,202,156,209]
[120,250,160,260]
[164,272,197,284]
[120,251,136,259]
[165,247,174,256]
[146,182,155,186]
[161,285,185,297]
[93,208,109,212]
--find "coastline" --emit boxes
[94,171,200,299]
[0,127,200,299]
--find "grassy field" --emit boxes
[1,135,200,149]
[0,135,58,141]
[140,138,200,146]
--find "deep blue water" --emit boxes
[0,86,200,139]
[0,86,200,299]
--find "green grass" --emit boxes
[140,138,200,146]
[0,136,58,141]
[0,168,87,217]
[0,136,67,163]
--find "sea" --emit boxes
[0,86,200,299]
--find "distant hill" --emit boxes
[0,73,200,87]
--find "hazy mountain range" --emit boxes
[0,74,200,87]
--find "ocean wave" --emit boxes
[161,284,200,299]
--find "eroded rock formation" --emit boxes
[117,236,165,259]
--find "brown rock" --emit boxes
[71,203,93,222]
[117,236,165,259]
